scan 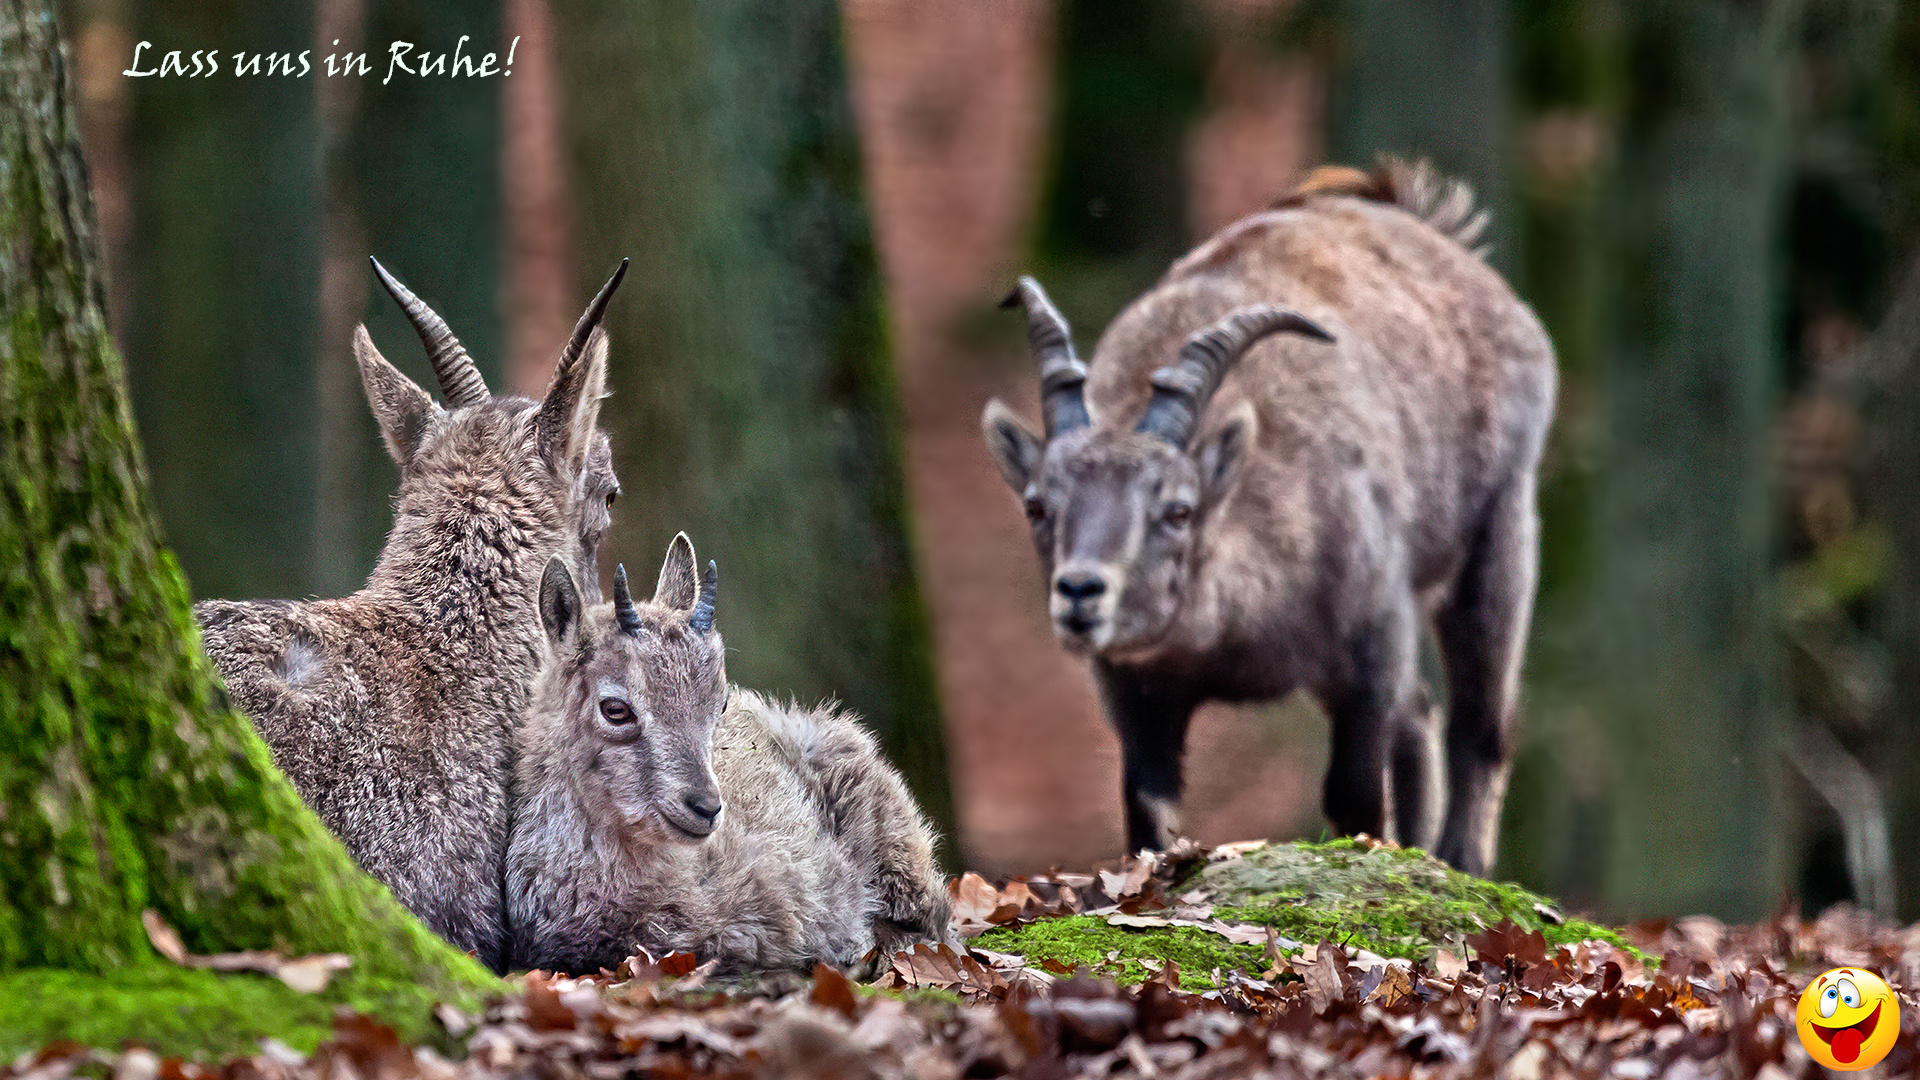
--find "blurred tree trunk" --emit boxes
[1591,0,1800,920]
[310,0,505,597]
[0,0,489,1039]
[1036,0,1206,322]
[1494,0,1610,904]
[550,0,954,850]
[1332,0,1513,264]
[1869,0,1920,922]
[122,0,320,601]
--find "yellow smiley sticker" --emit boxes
[1796,967,1900,1071]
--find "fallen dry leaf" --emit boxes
[141,909,350,993]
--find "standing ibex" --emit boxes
[195,258,627,971]
[983,161,1555,876]
[507,537,952,974]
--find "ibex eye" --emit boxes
[1023,496,1047,522]
[598,698,634,724]
[1163,501,1194,526]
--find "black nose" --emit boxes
[1055,571,1106,601]
[684,792,722,824]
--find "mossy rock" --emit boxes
[976,915,1269,992]
[975,839,1637,991]
[0,964,488,1061]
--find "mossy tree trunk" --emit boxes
[0,0,491,1036]
[550,0,954,851]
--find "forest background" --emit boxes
[57,0,1920,927]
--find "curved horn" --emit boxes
[1136,306,1333,446]
[689,560,718,634]
[537,258,628,458]
[1001,276,1090,437]
[612,563,644,636]
[369,257,490,407]
[562,258,628,371]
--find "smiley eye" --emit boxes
[1821,984,1840,1018]
[599,698,634,725]
[1162,501,1194,527]
[1839,978,1861,1009]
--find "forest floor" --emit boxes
[7,838,1916,1080]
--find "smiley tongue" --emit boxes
[1832,1027,1866,1064]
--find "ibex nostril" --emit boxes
[1055,572,1106,601]
[684,792,722,823]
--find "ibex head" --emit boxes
[982,276,1333,657]
[532,534,726,844]
[354,258,629,588]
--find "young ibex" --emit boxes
[194,258,628,971]
[507,536,952,975]
[983,161,1556,876]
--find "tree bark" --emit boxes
[0,0,490,1035]
[550,0,955,850]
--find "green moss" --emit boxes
[0,964,473,1060]
[975,841,1641,993]
[1190,840,1642,961]
[975,916,1268,993]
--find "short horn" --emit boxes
[1136,306,1333,446]
[612,563,644,636]
[1001,276,1089,438]
[689,560,718,634]
[369,257,490,407]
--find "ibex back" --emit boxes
[508,536,952,974]
[983,161,1555,876]
[194,259,627,971]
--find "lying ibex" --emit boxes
[195,258,628,971]
[507,536,952,974]
[983,161,1556,876]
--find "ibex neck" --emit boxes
[364,496,567,639]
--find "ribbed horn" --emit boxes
[689,560,718,634]
[1001,276,1090,437]
[1136,306,1333,446]
[369,257,490,407]
[612,564,644,636]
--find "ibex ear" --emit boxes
[982,399,1044,493]
[654,532,699,611]
[354,325,439,466]
[536,326,608,474]
[1194,399,1256,510]
[538,556,583,647]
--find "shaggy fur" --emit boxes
[507,538,952,975]
[195,264,624,971]
[983,159,1556,876]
